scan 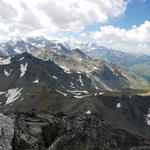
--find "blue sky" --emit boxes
[0,0,149,53]
[110,0,150,29]
[79,0,150,32]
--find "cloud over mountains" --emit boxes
[90,21,150,53]
[0,0,129,39]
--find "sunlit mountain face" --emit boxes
[0,0,150,150]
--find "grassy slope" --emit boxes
[129,83,150,96]
[130,64,150,81]
[128,64,150,96]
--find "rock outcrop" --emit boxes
[9,112,150,150]
[0,113,14,150]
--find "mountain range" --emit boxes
[0,36,150,149]
[1,36,150,81]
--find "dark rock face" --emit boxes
[11,112,150,150]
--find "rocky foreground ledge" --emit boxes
[0,111,150,150]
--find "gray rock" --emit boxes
[0,113,14,150]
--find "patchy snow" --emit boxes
[70,82,75,88]
[94,93,97,96]
[70,85,75,88]
[79,75,84,86]
[20,63,28,78]
[55,44,61,50]
[99,92,104,95]
[19,57,24,61]
[59,66,71,73]
[145,108,150,125]
[93,67,98,70]
[4,69,12,77]
[0,57,11,65]
[33,43,45,48]
[77,71,81,74]
[14,48,22,54]
[61,85,65,89]
[95,86,98,90]
[117,103,121,108]
[70,82,74,86]
[33,79,39,83]
[74,95,90,99]
[86,110,91,114]
[74,93,82,96]
[0,91,6,95]
[79,58,82,61]
[56,90,67,97]
[5,88,22,105]
[53,75,58,79]
[109,67,114,72]
[67,90,88,94]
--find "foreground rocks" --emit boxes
[1,94,150,150]
[4,111,149,150]
[0,113,14,150]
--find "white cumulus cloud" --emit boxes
[90,21,150,53]
[0,0,129,39]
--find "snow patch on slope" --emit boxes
[4,69,12,77]
[60,66,71,73]
[53,76,58,79]
[146,108,150,125]
[117,103,121,108]
[66,90,88,94]
[20,63,28,78]
[19,57,24,61]
[5,88,23,105]
[74,95,90,99]
[99,92,104,95]
[56,89,67,97]
[70,82,75,88]
[0,91,6,95]
[33,79,39,83]
[93,67,98,70]
[0,57,11,65]
[79,75,84,86]
[86,110,91,114]
[14,48,22,54]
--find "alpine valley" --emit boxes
[0,36,150,150]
